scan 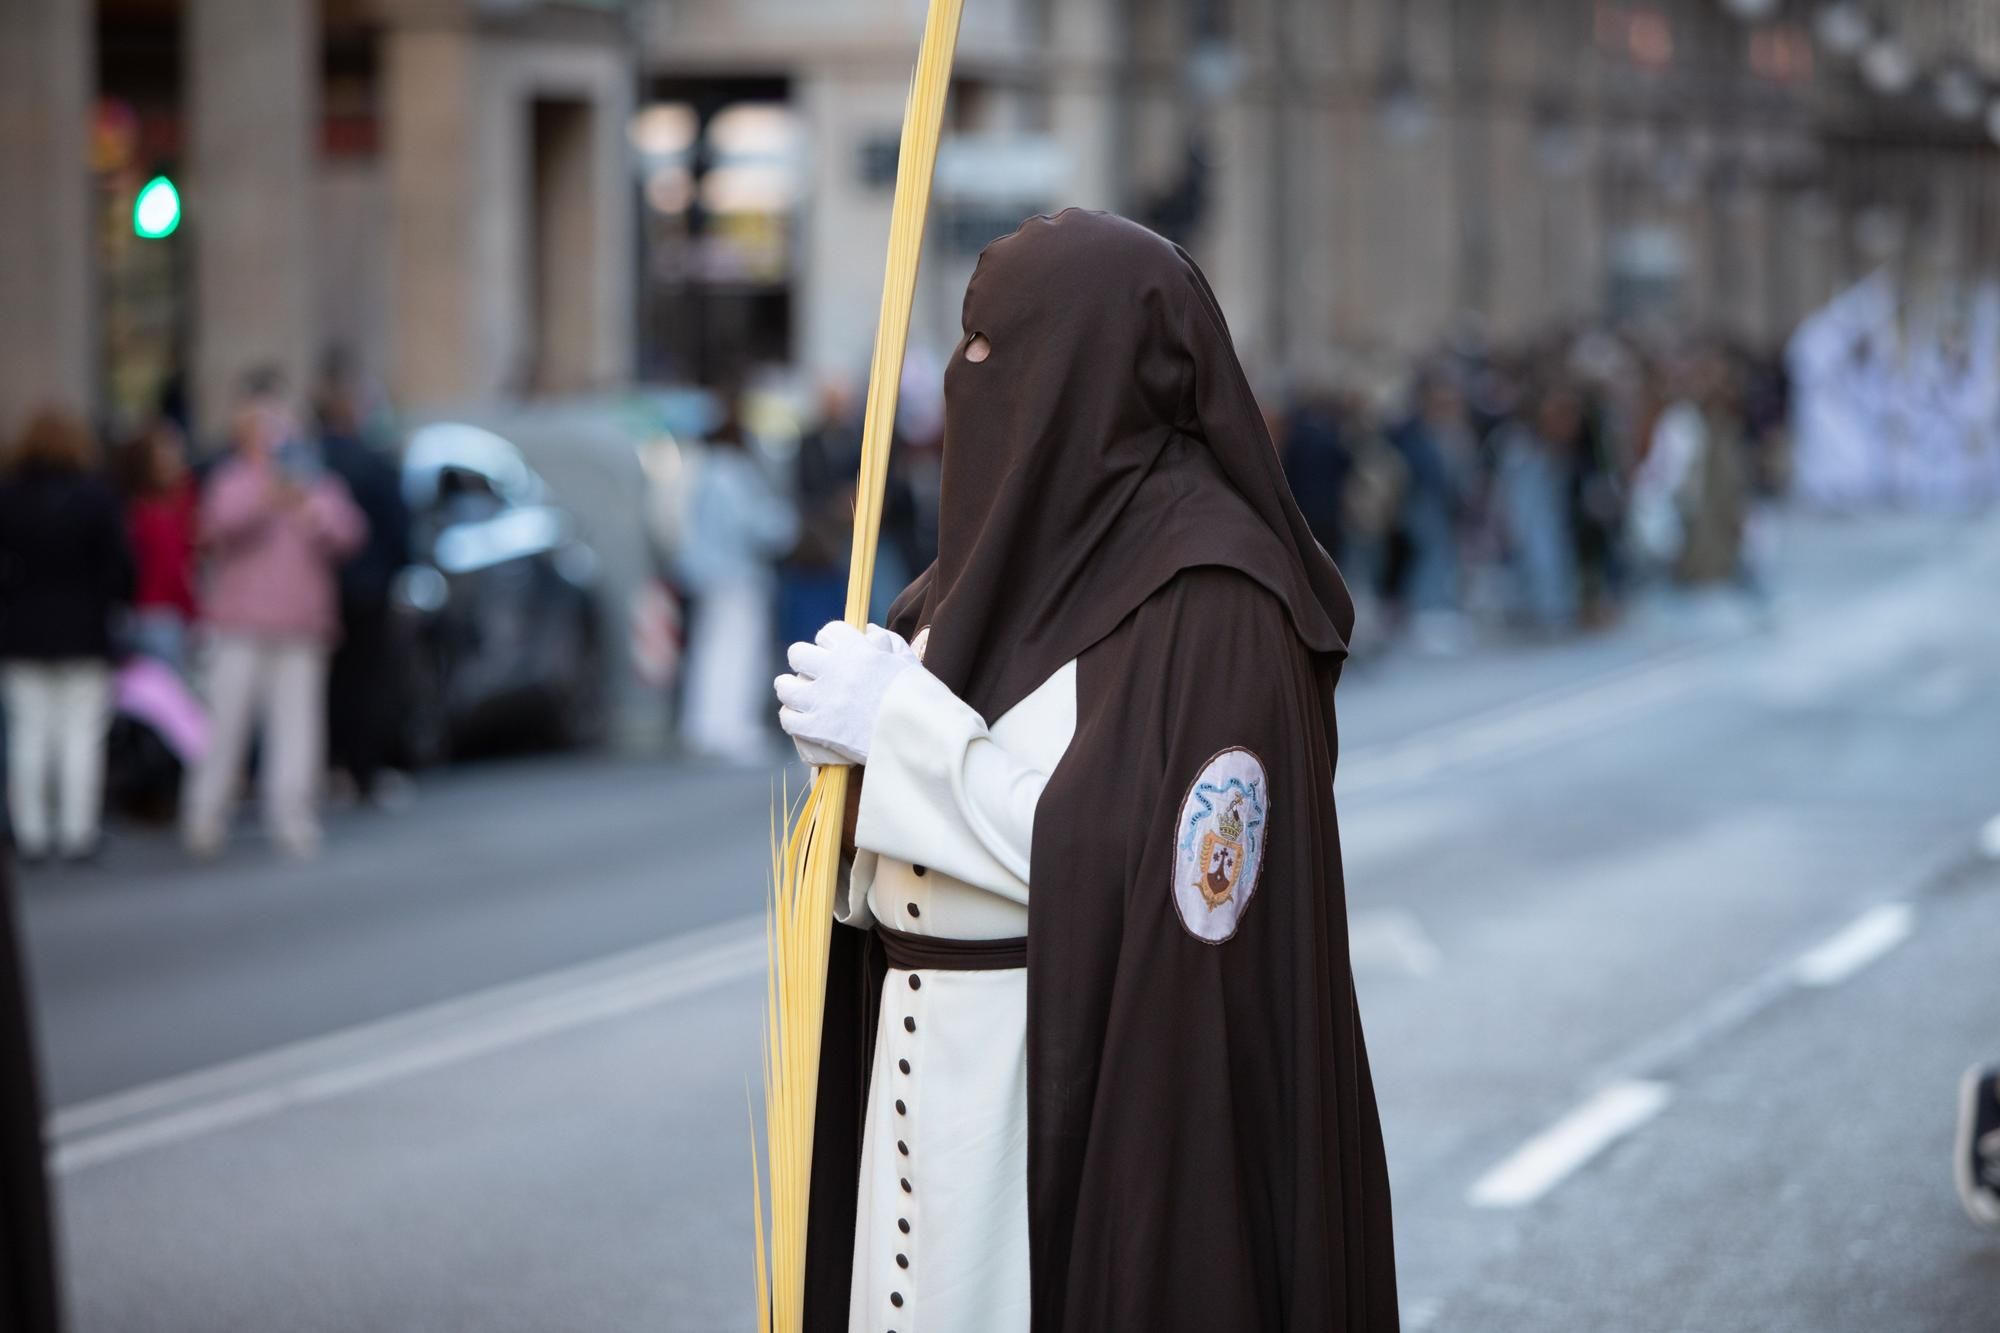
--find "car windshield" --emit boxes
[402,423,541,512]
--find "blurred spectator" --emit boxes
[182,367,366,859]
[1278,388,1352,566]
[1628,361,1700,575]
[315,349,412,808]
[1629,351,1748,589]
[1389,364,1477,654]
[1493,376,1582,635]
[886,347,946,597]
[117,416,200,672]
[674,389,798,764]
[1676,353,1750,588]
[0,410,133,863]
[1338,396,1409,649]
[781,379,862,649]
[1568,384,1627,627]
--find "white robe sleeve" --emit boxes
[852,666,1046,905]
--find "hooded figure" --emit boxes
[776,209,1397,1332]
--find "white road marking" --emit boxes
[1978,814,2000,860]
[1468,1080,1672,1209]
[51,916,765,1173]
[1348,910,1441,977]
[1792,903,1914,988]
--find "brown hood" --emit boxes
[897,208,1352,721]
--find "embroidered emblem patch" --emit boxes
[1172,747,1268,943]
[911,625,931,662]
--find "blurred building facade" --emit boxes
[0,0,636,440]
[641,0,2000,388]
[8,0,2000,437]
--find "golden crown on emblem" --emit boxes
[1217,793,1245,842]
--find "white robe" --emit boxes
[1788,274,1896,511]
[836,661,1077,1333]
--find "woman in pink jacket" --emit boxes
[183,369,366,859]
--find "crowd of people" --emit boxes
[652,321,1794,745]
[1267,325,1793,655]
[10,286,1992,812]
[643,319,1798,770]
[0,357,408,866]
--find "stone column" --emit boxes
[0,0,93,437]
[797,69,903,384]
[1046,0,1122,213]
[383,23,488,407]
[384,19,634,409]
[187,0,317,435]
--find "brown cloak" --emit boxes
[0,857,61,1333]
[805,210,1397,1331]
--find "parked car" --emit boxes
[393,423,607,765]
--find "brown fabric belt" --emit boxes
[876,924,1026,972]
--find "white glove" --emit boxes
[774,621,919,767]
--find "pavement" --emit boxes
[17,510,2000,1332]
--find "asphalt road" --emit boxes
[19,512,2000,1332]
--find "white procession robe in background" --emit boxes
[836,660,1077,1333]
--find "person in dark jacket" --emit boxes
[315,352,410,805]
[0,410,133,863]
[1279,390,1353,561]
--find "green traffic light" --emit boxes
[134,175,180,239]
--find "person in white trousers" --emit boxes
[0,409,132,864]
[3,669,113,863]
[673,393,798,764]
[182,369,365,859]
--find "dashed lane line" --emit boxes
[1467,1080,1673,1209]
[1470,891,1936,1210]
[1793,902,1914,988]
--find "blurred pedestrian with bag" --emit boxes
[0,410,132,864]
[182,368,366,859]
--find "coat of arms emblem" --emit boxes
[1172,747,1268,944]
[1197,793,1248,908]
